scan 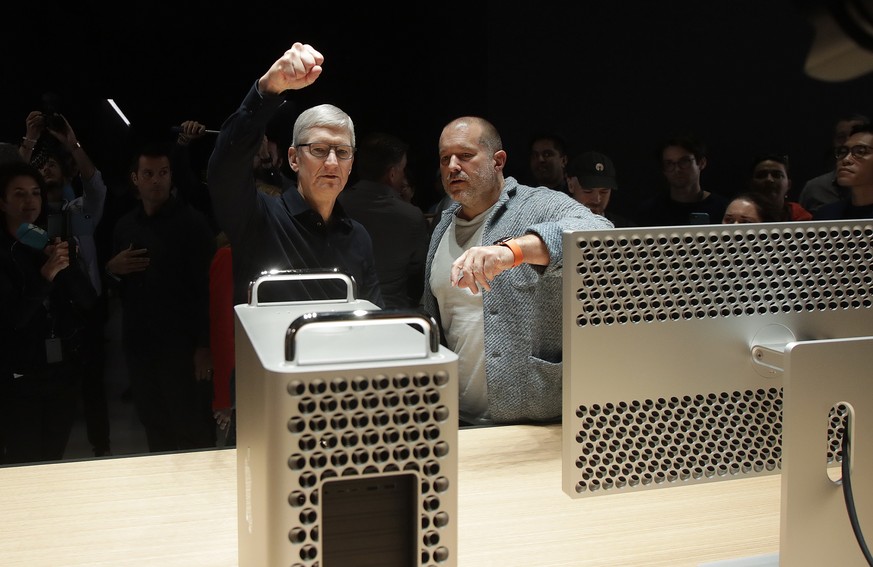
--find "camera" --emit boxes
[41,92,68,133]
[43,112,67,132]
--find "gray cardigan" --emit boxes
[422,176,613,423]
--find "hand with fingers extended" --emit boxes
[106,244,150,276]
[214,408,233,431]
[450,244,516,294]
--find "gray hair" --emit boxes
[291,104,355,148]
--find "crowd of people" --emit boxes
[2,41,872,464]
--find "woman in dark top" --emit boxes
[0,160,96,464]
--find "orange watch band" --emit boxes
[498,238,524,268]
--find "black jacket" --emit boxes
[207,81,383,308]
[0,229,97,374]
[108,196,215,351]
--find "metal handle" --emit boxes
[247,268,357,306]
[285,309,440,362]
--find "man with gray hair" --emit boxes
[207,42,382,307]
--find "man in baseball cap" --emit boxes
[566,150,635,227]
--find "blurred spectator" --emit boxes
[566,150,636,227]
[815,122,873,220]
[747,154,811,221]
[172,120,219,234]
[0,160,97,464]
[29,111,112,457]
[799,112,868,213]
[634,133,729,226]
[252,133,294,190]
[397,174,415,203]
[722,192,785,223]
[338,131,428,309]
[105,143,216,452]
[528,132,570,193]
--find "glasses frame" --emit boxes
[296,143,356,161]
[834,144,873,161]
[662,155,696,172]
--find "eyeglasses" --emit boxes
[834,144,873,160]
[531,150,560,159]
[297,143,355,160]
[662,156,695,172]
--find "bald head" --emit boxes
[438,116,507,219]
[441,116,503,154]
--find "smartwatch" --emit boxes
[494,237,524,268]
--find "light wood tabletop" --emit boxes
[0,424,780,566]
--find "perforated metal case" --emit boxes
[562,221,873,498]
[235,272,458,566]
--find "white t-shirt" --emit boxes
[429,204,497,424]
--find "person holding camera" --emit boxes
[20,109,71,168]
[22,110,106,291]
[0,160,98,464]
[21,109,113,457]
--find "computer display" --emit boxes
[562,220,873,499]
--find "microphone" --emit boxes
[16,223,50,250]
[171,126,220,135]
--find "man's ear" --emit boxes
[698,156,708,171]
[566,175,578,195]
[494,149,508,172]
[387,163,403,186]
[288,146,299,172]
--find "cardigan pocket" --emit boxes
[523,355,563,420]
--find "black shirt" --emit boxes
[634,192,730,227]
[338,180,428,309]
[207,82,383,308]
[109,196,215,349]
[813,198,873,220]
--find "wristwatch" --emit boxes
[494,236,524,268]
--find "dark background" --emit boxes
[5,1,873,218]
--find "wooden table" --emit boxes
[0,424,780,566]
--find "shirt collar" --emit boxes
[282,187,355,232]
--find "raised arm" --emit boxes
[207,43,324,244]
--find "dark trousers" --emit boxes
[76,295,111,455]
[124,345,215,453]
[2,364,79,464]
